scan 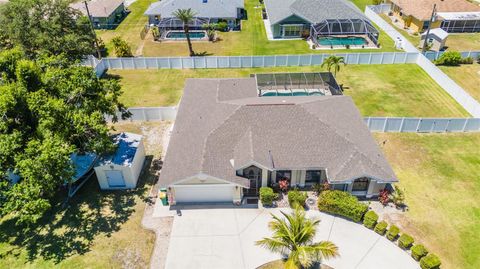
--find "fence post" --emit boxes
[168,58,171,68]
[391,52,395,64]
[204,57,207,68]
[462,118,469,132]
[399,117,405,132]
[120,58,124,69]
[445,119,451,132]
[262,55,265,67]
[416,119,422,132]
[142,109,147,121]
[403,52,408,63]
[274,55,277,67]
[380,53,384,64]
[133,58,137,69]
[251,56,253,67]
[383,117,388,132]
[309,54,313,65]
[368,53,372,64]
[180,58,184,69]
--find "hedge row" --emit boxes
[317,190,368,222]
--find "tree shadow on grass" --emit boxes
[0,155,157,264]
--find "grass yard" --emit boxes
[0,122,167,269]
[379,14,480,51]
[108,64,469,117]
[99,0,397,57]
[374,133,480,269]
[439,63,480,102]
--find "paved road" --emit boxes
[164,207,419,269]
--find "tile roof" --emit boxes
[390,0,480,21]
[159,78,397,188]
[71,0,124,18]
[264,0,369,25]
[144,0,244,18]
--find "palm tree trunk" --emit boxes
[184,24,194,57]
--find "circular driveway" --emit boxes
[164,207,419,269]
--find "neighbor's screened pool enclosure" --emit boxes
[310,19,379,46]
[254,72,343,96]
[157,17,211,32]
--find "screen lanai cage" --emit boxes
[157,17,211,33]
[254,72,343,97]
[310,19,379,46]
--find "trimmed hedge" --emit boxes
[386,225,400,241]
[420,253,441,269]
[411,244,429,261]
[259,187,276,206]
[398,233,414,249]
[363,210,378,229]
[317,190,368,222]
[288,189,308,208]
[374,221,388,235]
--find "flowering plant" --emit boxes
[278,178,289,192]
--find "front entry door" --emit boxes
[243,166,262,196]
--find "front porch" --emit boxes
[238,165,386,199]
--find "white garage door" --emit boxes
[174,185,234,203]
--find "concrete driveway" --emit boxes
[164,207,419,269]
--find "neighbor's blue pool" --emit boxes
[261,91,324,97]
[318,36,367,46]
[165,31,206,39]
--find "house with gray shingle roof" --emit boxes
[71,0,127,29]
[160,75,397,205]
[144,0,245,32]
[263,0,380,48]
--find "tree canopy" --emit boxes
[0,48,129,224]
[0,0,95,61]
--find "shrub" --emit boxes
[378,188,390,206]
[288,189,308,208]
[389,185,405,207]
[311,182,330,195]
[374,221,388,235]
[461,56,474,64]
[259,187,277,206]
[420,253,441,269]
[317,190,368,222]
[386,225,400,241]
[398,233,414,249]
[363,210,378,229]
[435,51,462,66]
[111,36,133,57]
[411,244,429,261]
[216,22,228,32]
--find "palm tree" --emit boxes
[173,8,197,56]
[321,56,346,76]
[256,207,339,269]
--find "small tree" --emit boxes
[173,8,197,56]
[256,206,339,269]
[321,55,346,76]
[111,36,133,57]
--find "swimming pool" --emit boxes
[318,36,367,46]
[165,31,206,39]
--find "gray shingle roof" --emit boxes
[144,0,244,18]
[71,0,124,18]
[265,0,369,24]
[159,78,397,188]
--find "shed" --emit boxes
[94,132,146,189]
[420,28,449,51]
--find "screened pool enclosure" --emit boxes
[310,19,380,46]
[254,72,343,97]
[157,17,211,32]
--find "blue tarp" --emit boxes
[98,132,142,167]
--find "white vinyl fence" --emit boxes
[364,117,480,132]
[424,51,480,61]
[113,107,480,133]
[94,53,419,71]
[107,107,178,121]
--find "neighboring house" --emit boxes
[263,0,380,47]
[388,0,480,33]
[420,28,448,51]
[71,0,127,29]
[144,0,245,32]
[160,75,397,205]
[95,132,146,190]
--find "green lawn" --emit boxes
[374,133,480,269]
[100,0,397,57]
[108,64,469,117]
[0,122,163,269]
[439,63,480,102]
[379,14,480,52]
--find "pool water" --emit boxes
[165,31,206,39]
[261,91,324,97]
[318,36,367,46]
